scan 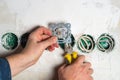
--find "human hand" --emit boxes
[6,26,59,76]
[58,55,93,80]
[22,26,59,62]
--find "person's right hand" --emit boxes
[58,55,93,80]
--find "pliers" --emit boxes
[64,43,78,64]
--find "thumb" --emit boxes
[40,36,57,49]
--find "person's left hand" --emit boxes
[6,26,59,76]
[22,26,59,62]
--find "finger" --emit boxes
[40,35,51,41]
[58,64,66,73]
[35,27,52,35]
[59,64,66,70]
[38,27,52,35]
[83,62,91,69]
[53,43,59,48]
[88,68,94,75]
[40,36,57,49]
[29,27,52,41]
[73,55,85,65]
[47,43,59,51]
[89,76,93,80]
[47,45,55,51]
[34,35,51,42]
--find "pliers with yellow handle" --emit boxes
[64,43,78,64]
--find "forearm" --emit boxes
[6,52,35,77]
[5,27,57,77]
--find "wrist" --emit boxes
[20,51,37,66]
[6,52,36,76]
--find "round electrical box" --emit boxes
[97,33,115,52]
[1,33,18,50]
[77,34,95,53]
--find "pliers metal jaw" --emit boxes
[64,43,78,64]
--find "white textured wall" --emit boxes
[0,0,120,80]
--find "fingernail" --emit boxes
[52,37,57,43]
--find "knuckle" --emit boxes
[36,26,45,31]
[79,55,85,59]
[90,68,93,71]
[40,26,49,30]
[85,62,91,67]
[89,76,93,80]
[91,69,94,74]
[29,33,35,40]
[87,62,91,66]
[28,33,33,39]
[76,55,85,62]
[59,66,64,70]
[72,63,79,68]
[58,67,63,73]
[88,68,94,74]
[79,66,86,72]
[40,26,45,28]
[58,68,61,72]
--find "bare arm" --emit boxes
[6,27,58,76]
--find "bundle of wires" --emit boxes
[77,34,95,53]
